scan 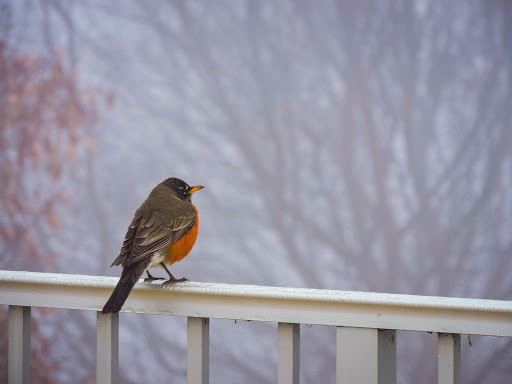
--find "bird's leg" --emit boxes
[160,262,188,285]
[144,270,165,283]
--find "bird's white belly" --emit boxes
[148,251,165,269]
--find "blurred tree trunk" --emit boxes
[124,1,512,382]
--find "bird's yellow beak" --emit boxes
[188,185,204,194]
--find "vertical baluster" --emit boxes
[97,312,119,384]
[8,306,31,384]
[336,327,396,384]
[187,317,209,384]
[378,329,396,383]
[278,323,300,384]
[438,333,460,384]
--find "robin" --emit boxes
[102,177,204,314]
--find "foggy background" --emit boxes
[1,1,511,383]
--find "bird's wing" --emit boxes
[113,204,196,267]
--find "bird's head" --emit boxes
[163,177,204,201]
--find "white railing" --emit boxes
[1,270,512,384]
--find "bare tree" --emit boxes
[8,0,511,383]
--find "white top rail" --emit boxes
[1,270,511,337]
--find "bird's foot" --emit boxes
[144,276,165,283]
[144,271,165,283]
[162,277,189,286]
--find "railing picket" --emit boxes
[96,312,119,384]
[378,329,397,383]
[187,317,209,384]
[336,327,396,384]
[278,323,300,384]
[438,333,461,384]
[8,306,31,384]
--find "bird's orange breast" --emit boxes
[165,205,199,265]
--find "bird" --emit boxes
[102,177,204,314]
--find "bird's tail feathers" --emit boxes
[102,262,147,314]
